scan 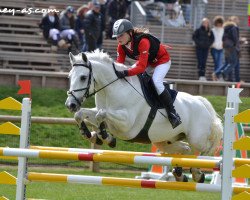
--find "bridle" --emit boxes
[67,62,93,106]
[67,62,119,107]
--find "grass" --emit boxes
[0,86,249,199]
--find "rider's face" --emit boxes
[116,32,130,45]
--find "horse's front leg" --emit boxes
[74,108,103,145]
[98,122,116,148]
[95,109,116,148]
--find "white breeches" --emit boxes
[60,29,76,40]
[147,60,171,94]
[49,28,60,41]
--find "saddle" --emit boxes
[126,72,178,144]
[138,72,178,109]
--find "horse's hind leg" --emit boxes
[153,140,191,154]
[172,167,188,182]
[153,140,191,182]
[187,131,212,183]
[190,168,205,183]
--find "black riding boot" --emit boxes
[159,89,182,129]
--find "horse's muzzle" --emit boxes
[65,98,80,112]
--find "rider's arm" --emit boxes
[127,38,150,76]
[116,44,126,64]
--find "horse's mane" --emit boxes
[86,49,114,65]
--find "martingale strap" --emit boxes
[126,106,157,144]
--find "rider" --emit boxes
[112,19,181,129]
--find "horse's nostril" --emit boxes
[69,103,76,110]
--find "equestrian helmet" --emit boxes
[66,6,75,13]
[112,19,133,38]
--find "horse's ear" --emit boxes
[81,52,88,63]
[69,52,75,66]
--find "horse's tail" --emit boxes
[197,96,223,156]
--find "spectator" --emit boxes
[211,15,224,79]
[212,19,240,82]
[39,6,66,52]
[106,0,128,39]
[228,16,242,82]
[75,5,89,52]
[60,6,79,52]
[192,18,214,81]
[180,0,191,25]
[97,0,107,49]
[84,2,103,51]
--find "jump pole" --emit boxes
[16,98,31,200]
[0,97,31,200]
[30,145,222,161]
[26,172,250,194]
[1,147,250,169]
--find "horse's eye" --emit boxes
[80,75,87,81]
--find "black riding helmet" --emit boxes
[112,19,133,38]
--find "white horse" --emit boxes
[65,50,223,182]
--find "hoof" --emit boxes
[173,167,183,177]
[108,138,116,148]
[183,174,188,182]
[96,137,103,145]
[198,173,205,183]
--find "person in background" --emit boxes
[60,6,79,52]
[227,16,242,82]
[39,6,66,52]
[211,16,224,80]
[106,0,128,39]
[84,2,102,51]
[97,0,107,49]
[75,5,89,52]
[192,18,214,81]
[113,19,181,129]
[212,18,240,82]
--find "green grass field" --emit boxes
[0,86,249,199]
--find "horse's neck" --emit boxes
[91,61,116,87]
[92,61,142,103]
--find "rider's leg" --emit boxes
[159,88,181,128]
[152,61,181,129]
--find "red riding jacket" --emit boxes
[116,34,170,76]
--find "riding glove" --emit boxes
[116,70,128,79]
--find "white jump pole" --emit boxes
[221,88,242,200]
[16,98,31,200]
